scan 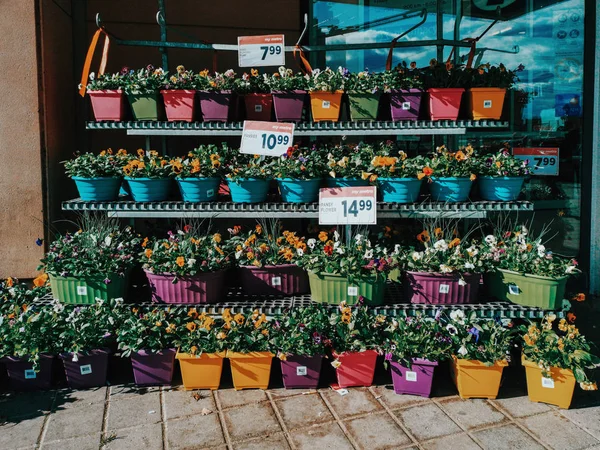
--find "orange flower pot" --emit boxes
[226,351,273,390]
[176,351,225,390]
[450,356,508,399]
[522,357,576,409]
[468,88,506,120]
[309,91,343,122]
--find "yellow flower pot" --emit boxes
[176,351,226,390]
[522,356,576,409]
[309,91,343,122]
[450,356,508,399]
[226,351,273,390]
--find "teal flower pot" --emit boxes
[325,177,369,188]
[125,177,172,202]
[429,177,472,202]
[177,177,221,202]
[227,178,270,203]
[276,178,321,203]
[72,177,121,201]
[478,176,524,201]
[378,177,421,203]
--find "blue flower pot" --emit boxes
[125,177,172,202]
[478,176,524,201]
[119,179,131,197]
[177,177,221,202]
[378,177,422,203]
[72,177,122,202]
[276,178,322,203]
[325,177,369,188]
[429,177,472,202]
[227,178,270,203]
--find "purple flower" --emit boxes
[312,332,322,344]
[103,332,112,339]
[434,309,442,321]
[274,320,281,329]
[298,156,308,163]
[384,352,393,361]
[35,238,43,246]
[357,295,364,305]
[103,278,112,285]
[146,64,154,71]
[342,67,350,77]
[468,327,480,343]
[298,323,305,330]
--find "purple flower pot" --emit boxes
[239,265,309,296]
[389,89,423,121]
[3,355,54,391]
[272,90,307,122]
[197,90,233,122]
[60,349,110,389]
[281,355,323,389]
[131,349,176,386]
[390,359,438,397]
[404,271,480,305]
[145,270,226,304]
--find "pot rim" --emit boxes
[59,348,112,360]
[309,90,344,95]
[134,348,177,357]
[496,268,569,282]
[468,87,507,92]
[271,89,307,94]
[239,264,301,269]
[48,272,128,282]
[124,176,172,181]
[452,355,508,367]
[276,177,322,182]
[144,268,227,279]
[72,176,122,181]
[2,353,55,363]
[88,89,124,94]
[391,358,439,366]
[176,350,226,360]
[377,176,421,181]
[405,271,482,277]
[196,90,233,94]
[427,88,465,93]
[478,176,525,180]
[176,176,221,181]
[160,89,196,94]
[225,350,275,359]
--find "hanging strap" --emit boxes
[385,36,402,71]
[79,28,110,97]
[446,38,478,69]
[212,50,218,73]
[293,44,312,75]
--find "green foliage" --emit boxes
[122,150,174,179]
[173,144,226,178]
[271,304,331,357]
[220,309,272,352]
[274,145,327,180]
[328,303,385,353]
[307,67,346,92]
[64,149,128,178]
[265,67,309,91]
[84,71,125,91]
[115,305,179,356]
[123,66,165,94]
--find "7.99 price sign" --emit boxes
[240,121,295,157]
[513,148,559,176]
[319,187,377,225]
[238,35,285,67]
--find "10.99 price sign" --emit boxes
[238,35,285,67]
[319,187,377,225]
[240,121,295,157]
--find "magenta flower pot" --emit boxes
[60,349,110,389]
[404,271,480,304]
[88,90,126,121]
[335,350,378,388]
[3,355,54,391]
[145,270,226,304]
[244,93,273,121]
[131,349,176,386]
[427,88,464,121]
[197,90,233,122]
[281,355,323,389]
[390,359,438,397]
[161,90,196,122]
[272,90,307,122]
[239,265,309,296]
[389,89,423,121]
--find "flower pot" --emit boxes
[276,178,322,203]
[176,351,226,390]
[244,93,273,121]
[144,270,226,304]
[388,268,401,283]
[378,177,422,203]
[131,349,177,386]
[59,349,110,389]
[197,90,233,122]
[272,90,306,122]
[427,88,464,121]
[226,351,273,390]
[478,176,524,201]
[308,272,385,306]
[469,87,506,120]
[485,269,567,310]
[3,355,54,391]
[49,273,129,304]
[309,91,343,122]
[429,177,472,202]
[335,350,378,388]
[389,89,423,121]
[127,92,160,121]
[347,92,381,121]
[72,177,122,202]
[280,355,323,389]
[239,265,309,296]
[404,272,480,305]
[522,356,576,409]
[88,90,126,121]
[390,359,438,397]
[325,177,369,188]
[227,178,270,203]
[450,357,508,399]
[161,90,196,122]
[176,177,221,202]
[125,177,172,202]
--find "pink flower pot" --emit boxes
[239,265,309,296]
[197,91,233,122]
[389,89,423,121]
[404,271,480,304]
[88,90,126,121]
[427,88,464,121]
[144,270,226,304]
[335,350,378,388]
[244,93,273,121]
[161,90,196,122]
[272,90,307,122]
[390,359,438,397]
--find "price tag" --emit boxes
[508,284,520,295]
[240,121,295,157]
[402,102,411,110]
[206,189,215,198]
[296,366,308,376]
[483,100,493,108]
[80,364,93,375]
[322,100,331,109]
[406,371,418,382]
[513,148,559,176]
[24,369,37,379]
[347,286,359,296]
[439,284,450,294]
[77,286,87,296]
[319,187,377,225]
[238,35,285,67]
[271,276,282,286]
[542,377,555,389]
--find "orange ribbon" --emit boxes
[446,38,478,69]
[293,44,312,75]
[79,28,110,97]
[385,36,403,71]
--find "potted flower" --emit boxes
[161,65,197,122]
[174,144,224,202]
[344,70,383,121]
[124,65,165,121]
[383,61,424,121]
[307,67,346,122]
[83,70,126,121]
[474,145,531,201]
[236,69,273,121]
[423,60,469,121]
[64,149,126,201]
[520,315,599,408]
[275,145,324,202]
[224,150,272,203]
[325,142,373,188]
[122,150,173,201]
[141,227,230,304]
[425,145,477,202]
[195,69,237,122]
[266,67,308,122]
[466,63,519,120]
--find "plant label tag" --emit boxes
[240,121,295,157]
[406,371,418,382]
[238,34,285,67]
[206,189,215,198]
[80,364,93,375]
[483,100,493,108]
[322,100,331,109]
[254,104,263,112]
[402,101,411,110]
[24,369,36,379]
[513,147,560,176]
[508,284,520,295]
[319,187,377,225]
[296,366,308,376]
[77,286,87,296]
[542,377,555,389]
[439,284,450,294]
[271,276,282,286]
[347,286,359,296]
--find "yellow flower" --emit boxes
[186,322,197,332]
[222,308,232,322]
[5,277,14,287]
[580,381,598,391]
[141,237,149,248]
[176,256,185,267]
[255,224,263,234]
[217,331,227,340]
[165,323,176,333]
[213,233,222,243]
[318,231,328,242]
[261,329,269,336]
[470,174,477,181]
[190,345,198,355]
[188,308,198,319]
[33,273,48,287]
[155,321,162,327]
[234,313,245,325]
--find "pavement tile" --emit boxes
[166,413,225,449]
[234,432,291,450]
[370,385,429,410]
[559,406,600,439]
[395,403,462,441]
[0,414,45,449]
[421,432,481,450]
[44,402,104,441]
[109,384,161,400]
[107,393,161,430]
[440,398,507,429]
[217,389,268,409]
[492,393,552,418]
[163,388,216,420]
[290,422,353,450]
[42,433,101,450]
[0,391,55,420]
[269,388,318,399]
[321,387,382,419]
[104,423,163,450]
[344,411,412,449]
[223,401,281,441]
[53,388,107,410]
[521,411,600,450]
[473,424,545,450]
[276,393,334,430]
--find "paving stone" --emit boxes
[395,403,462,441]
[344,411,412,449]
[234,432,291,450]
[290,422,353,450]
[109,384,161,399]
[163,388,216,420]
[522,411,600,450]
[107,393,161,430]
[223,401,281,441]
[473,424,545,450]
[44,402,104,441]
[53,388,107,410]
[559,406,600,439]
[421,432,480,450]
[0,414,45,449]
[370,385,429,410]
[321,387,382,419]
[276,393,333,430]
[492,394,552,418]
[440,398,507,429]
[0,391,55,419]
[104,423,163,450]
[42,433,101,450]
[217,388,268,409]
[269,388,318,399]
[166,413,225,449]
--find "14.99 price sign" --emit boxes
[240,121,295,157]
[238,35,285,67]
[513,148,559,176]
[319,187,377,225]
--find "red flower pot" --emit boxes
[88,90,126,121]
[239,265,309,296]
[427,88,464,121]
[60,349,110,389]
[404,271,480,304]
[161,90,196,122]
[244,93,273,121]
[335,350,378,388]
[3,355,55,391]
[145,270,226,304]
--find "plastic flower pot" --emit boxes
[161,90,196,122]
[450,356,507,399]
[127,92,160,121]
[280,355,323,389]
[88,90,126,121]
[388,268,401,283]
[272,90,306,122]
[378,178,422,203]
[72,177,122,202]
[427,88,464,121]
[308,272,386,306]
[325,177,369,188]
[390,359,438,397]
[468,87,506,120]
[125,177,172,202]
[131,349,177,386]
[244,93,273,121]
[347,92,381,121]
[3,355,54,391]
[59,349,110,389]
[276,178,322,203]
[197,90,233,122]
[335,350,378,388]
[429,177,472,202]
[478,176,524,201]
[239,264,309,296]
[227,178,270,203]
[485,269,567,310]
[309,91,343,122]
[49,273,129,304]
[176,351,226,390]
[404,272,480,305]
[226,351,273,390]
[144,270,226,304]
[389,89,423,121]
[176,177,220,202]
[522,356,575,409]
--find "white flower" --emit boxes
[297,248,304,256]
[484,235,497,245]
[72,353,79,362]
[457,345,468,356]
[566,265,577,274]
[333,230,340,241]
[235,250,243,259]
[521,225,528,236]
[450,310,465,323]
[393,244,401,254]
[439,264,453,273]
[336,247,345,255]
[537,244,546,257]
[355,234,363,243]
[458,278,467,286]
[434,239,448,251]
[104,235,112,247]
[465,262,475,270]
[467,246,479,257]
[114,298,124,305]
[364,249,373,259]
[19,327,25,333]
[411,252,423,261]
[187,258,197,267]
[177,230,185,235]
[446,324,458,335]
[8,288,15,297]
[307,238,316,249]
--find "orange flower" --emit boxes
[572,293,586,302]
[5,277,14,287]
[255,224,263,234]
[416,230,430,243]
[567,312,576,323]
[137,149,145,158]
[33,273,48,287]
[176,256,185,267]
[234,313,245,325]
[251,68,259,77]
[434,227,443,237]
[186,322,197,332]
[448,238,461,248]
[190,345,198,354]
[470,174,477,181]
[213,233,222,243]
[455,151,466,161]
[188,308,198,319]
[145,249,153,259]
[318,231,329,242]
[261,329,269,336]
[141,237,149,248]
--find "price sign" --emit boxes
[319,187,377,225]
[513,148,559,176]
[238,35,285,67]
[240,121,295,157]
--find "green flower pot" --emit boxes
[347,92,381,121]
[308,272,385,305]
[388,268,401,283]
[49,273,129,304]
[128,92,160,121]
